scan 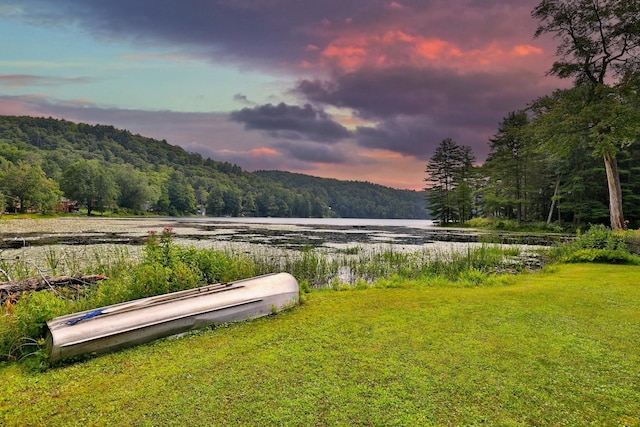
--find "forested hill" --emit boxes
[255,171,427,219]
[0,115,429,218]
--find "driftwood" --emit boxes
[0,274,107,306]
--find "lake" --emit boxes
[0,216,564,251]
[0,216,555,279]
[0,216,563,258]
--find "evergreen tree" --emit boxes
[483,111,552,223]
[424,138,475,224]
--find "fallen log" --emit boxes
[0,274,107,305]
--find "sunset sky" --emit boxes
[0,0,564,190]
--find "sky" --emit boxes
[0,0,564,190]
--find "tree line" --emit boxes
[0,116,428,219]
[425,0,640,231]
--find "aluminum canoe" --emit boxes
[45,272,299,362]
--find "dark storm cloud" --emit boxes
[356,116,496,160]
[298,66,554,159]
[355,117,443,158]
[4,0,370,69]
[230,102,352,143]
[297,67,546,121]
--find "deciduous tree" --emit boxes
[61,159,118,215]
[532,0,640,230]
[0,161,61,214]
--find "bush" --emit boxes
[574,224,626,251]
[548,224,640,265]
[465,217,492,228]
[563,248,640,264]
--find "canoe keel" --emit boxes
[45,272,299,362]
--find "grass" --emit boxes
[2,263,639,426]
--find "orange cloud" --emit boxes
[511,44,544,57]
[321,42,368,69]
[250,147,279,156]
[416,38,462,60]
[316,31,544,73]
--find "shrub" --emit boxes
[574,224,626,251]
[563,249,640,265]
[548,225,640,265]
[465,217,564,233]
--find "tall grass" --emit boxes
[251,243,531,288]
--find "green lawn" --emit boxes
[2,264,639,426]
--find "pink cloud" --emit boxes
[250,147,279,156]
[387,2,406,10]
[511,44,544,56]
[0,74,93,89]
[316,30,546,74]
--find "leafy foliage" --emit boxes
[531,0,640,230]
[0,161,61,214]
[573,223,627,250]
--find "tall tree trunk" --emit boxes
[603,152,625,230]
[547,175,561,224]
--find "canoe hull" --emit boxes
[45,272,299,362]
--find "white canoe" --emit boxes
[45,272,299,362]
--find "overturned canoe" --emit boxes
[45,272,299,362]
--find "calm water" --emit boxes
[186,217,437,228]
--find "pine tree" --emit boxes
[424,138,475,224]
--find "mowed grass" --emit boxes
[2,264,639,426]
